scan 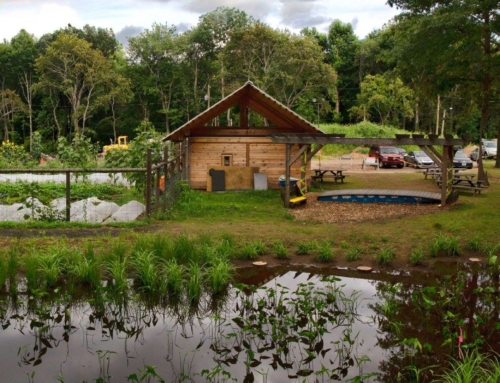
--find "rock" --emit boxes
[104,200,145,223]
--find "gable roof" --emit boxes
[163,81,324,142]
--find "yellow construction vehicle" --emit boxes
[102,136,129,156]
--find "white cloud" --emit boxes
[0,0,399,42]
[0,2,81,40]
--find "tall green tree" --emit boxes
[327,20,360,121]
[388,0,500,171]
[351,73,414,125]
[10,30,38,150]
[35,33,117,137]
[127,23,184,133]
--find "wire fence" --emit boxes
[0,148,184,224]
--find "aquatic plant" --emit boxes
[131,250,161,293]
[0,252,6,290]
[165,259,184,297]
[107,257,129,293]
[437,349,500,383]
[207,259,233,294]
[38,253,62,288]
[173,234,199,264]
[23,251,39,292]
[187,262,203,302]
[68,243,101,288]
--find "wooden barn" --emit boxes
[163,82,323,191]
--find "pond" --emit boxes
[1,263,499,382]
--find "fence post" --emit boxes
[146,149,152,217]
[65,171,71,221]
[163,146,169,210]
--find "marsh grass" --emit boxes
[376,248,396,266]
[174,234,199,264]
[165,259,184,297]
[316,241,334,263]
[23,252,39,292]
[437,350,500,383]
[38,253,62,288]
[238,240,266,260]
[6,246,20,293]
[0,253,6,290]
[131,250,160,293]
[107,257,129,292]
[207,259,233,294]
[429,233,460,257]
[346,247,362,262]
[467,234,482,252]
[296,240,317,255]
[409,248,426,266]
[272,240,288,259]
[133,234,175,262]
[187,262,203,302]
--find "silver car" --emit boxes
[404,150,434,168]
[482,141,497,158]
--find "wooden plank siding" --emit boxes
[188,137,308,190]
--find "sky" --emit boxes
[0,0,400,46]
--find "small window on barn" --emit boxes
[222,154,233,166]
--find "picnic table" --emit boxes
[312,169,346,183]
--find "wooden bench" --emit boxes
[362,157,379,169]
[424,168,441,179]
[436,180,489,196]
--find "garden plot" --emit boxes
[0,197,145,223]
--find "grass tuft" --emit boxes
[316,241,334,263]
[272,240,289,260]
[376,247,396,266]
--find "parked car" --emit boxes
[368,145,404,168]
[453,150,473,169]
[470,148,480,161]
[481,140,497,158]
[395,147,407,157]
[404,150,434,168]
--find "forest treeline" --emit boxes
[0,3,498,157]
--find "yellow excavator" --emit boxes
[102,136,129,156]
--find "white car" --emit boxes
[482,140,497,158]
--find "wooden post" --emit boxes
[155,167,160,208]
[184,138,190,182]
[65,171,71,222]
[175,143,181,174]
[440,145,453,206]
[146,149,152,217]
[300,146,307,192]
[163,146,169,210]
[285,144,291,208]
[435,94,441,135]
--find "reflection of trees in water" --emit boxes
[0,275,377,382]
[0,284,235,380]
[206,277,372,382]
[371,265,500,382]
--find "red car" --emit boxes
[368,145,405,168]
